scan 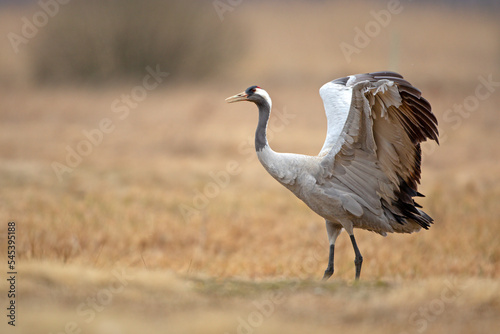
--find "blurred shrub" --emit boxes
[31,0,243,84]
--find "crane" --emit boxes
[225,71,439,280]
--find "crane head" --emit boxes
[225,86,272,107]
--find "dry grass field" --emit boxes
[0,1,499,333]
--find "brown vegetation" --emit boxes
[0,1,499,333]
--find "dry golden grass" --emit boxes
[0,1,499,333]
[1,261,498,334]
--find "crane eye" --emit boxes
[252,88,256,92]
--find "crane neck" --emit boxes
[255,100,271,152]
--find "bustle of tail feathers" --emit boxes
[391,176,433,230]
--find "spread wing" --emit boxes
[318,71,439,229]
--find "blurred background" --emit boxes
[0,0,499,333]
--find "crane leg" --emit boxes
[322,244,335,280]
[349,234,363,280]
[323,221,342,281]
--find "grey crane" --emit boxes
[226,71,439,280]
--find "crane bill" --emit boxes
[225,92,248,103]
